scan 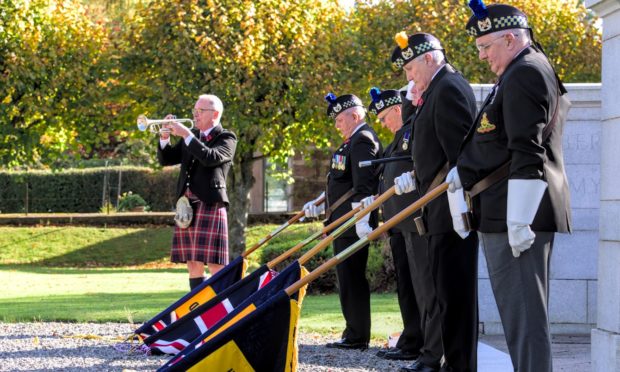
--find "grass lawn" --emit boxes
[0,224,403,340]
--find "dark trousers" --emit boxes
[479,232,554,372]
[404,231,443,365]
[333,236,370,343]
[390,231,423,353]
[428,231,479,372]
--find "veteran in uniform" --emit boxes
[158,94,237,290]
[446,2,571,371]
[303,93,381,350]
[391,33,479,372]
[361,87,424,361]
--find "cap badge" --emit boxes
[376,100,384,110]
[333,103,342,113]
[402,47,414,60]
[478,17,492,32]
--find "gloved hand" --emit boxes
[352,202,372,238]
[303,192,325,218]
[446,167,462,193]
[360,195,375,210]
[507,179,547,257]
[394,172,415,195]
[447,188,470,239]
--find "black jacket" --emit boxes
[411,65,477,235]
[380,121,420,234]
[157,125,237,206]
[326,123,382,238]
[457,47,571,233]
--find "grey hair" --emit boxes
[414,49,445,64]
[198,94,224,124]
[501,28,531,44]
[347,105,366,121]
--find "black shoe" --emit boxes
[375,347,395,358]
[399,359,439,372]
[325,338,368,350]
[383,348,420,360]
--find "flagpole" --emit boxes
[295,171,415,266]
[242,195,326,258]
[285,183,449,296]
[267,203,361,268]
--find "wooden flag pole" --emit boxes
[267,202,361,268]
[242,195,325,258]
[294,171,415,266]
[285,183,448,296]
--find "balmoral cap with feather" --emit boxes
[367,87,402,116]
[390,32,443,70]
[324,93,364,119]
[466,0,529,38]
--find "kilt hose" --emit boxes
[171,196,229,265]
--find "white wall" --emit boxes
[472,83,602,334]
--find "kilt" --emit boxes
[171,196,229,265]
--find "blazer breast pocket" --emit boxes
[474,105,502,143]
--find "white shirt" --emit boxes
[349,122,366,138]
[430,64,446,84]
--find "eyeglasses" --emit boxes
[378,106,397,124]
[192,108,216,115]
[476,34,509,52]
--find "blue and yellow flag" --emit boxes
[158,261,308,372]
[135,256,248,340]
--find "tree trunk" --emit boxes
[227,150,256,258]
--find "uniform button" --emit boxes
[186,182,190,186]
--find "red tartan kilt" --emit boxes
[171,200,229,265]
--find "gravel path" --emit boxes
[0,323,410,371]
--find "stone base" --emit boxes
[591,328,620,371]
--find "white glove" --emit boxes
[405,80,416,101]
[507,179,547,257]
[394,172,415,195]
[446,167,462,193]
[303,192,325,218]
[352,202,372,238]
[448,188,470,239]
[360,195,375,210]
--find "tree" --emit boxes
[117,0,346,255]
[333,0,600,100]
[0,0,112,168]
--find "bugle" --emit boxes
[137,115,194,134]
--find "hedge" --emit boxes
[0,167,179,213]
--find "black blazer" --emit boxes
[157,125,237,206]
[379,122,419,234]
[457,47,571,233]
[411,65,477,235]
[326,123,382,239]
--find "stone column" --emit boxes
[585,1,620,371]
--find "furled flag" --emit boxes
[158,261,308,372]
[144,263,277,354]
[135,256,248,340]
